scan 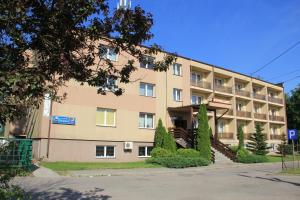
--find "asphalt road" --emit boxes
[14,163,300,200]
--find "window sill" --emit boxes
[95,156,116,159]
[173,100,183,102]
[96,125,116,128]
[138,156,151,158]
[140,95,156,98]
[173,74,182,77]
[139,127,155,130]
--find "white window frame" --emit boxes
[235,83,244,91]
[217,120,225,133]
[139,113,155,129]
[254,105,261,113]
[96,108,116,127]
[140,55,155,69]
[236,103,243,111]
[191,72,202,83]
[139,82,155,97]
[96,145,115,158]
[138,146,153,157]
[99,45,118,61]
[173,88,182,102]
[215,78,224,86]
[173,63,182,76]
[191,95,202,105]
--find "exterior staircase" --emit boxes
[211,146,233,164]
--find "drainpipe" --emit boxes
[46,98,53,158]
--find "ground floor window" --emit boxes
[96,146,115,158]
[138,146,153,157]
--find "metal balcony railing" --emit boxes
[235,89,251,97]
[269,115,285,122]
[254,113,267,120]
[215,85,232,94]
[236,110,251,118]
[268,96,283,104]
[190,79,212,90]
[270,134,283,140]
[245,133,268,140]
[253,93,266,101]
[218,132,234,139]
[216,109,233,116]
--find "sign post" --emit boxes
[288,129,298,170]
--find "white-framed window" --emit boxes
[99,45,117,61]
[270,108,277,116]
[140,83,155,97]
[191,95,202,105]
[214,78,224,86]
[139,113,154,129]
[138,146,153,157]
[140,55,155,69]
[253,88,258,94]
[236,103,243,111]
[254,105,261,113]
[235,83,244,91]
[96,108,116,127]
[173,88,182,101]
[191,72,202,83]
[217,120,225,133]
[173,63,182,76]
[96,146,115,158]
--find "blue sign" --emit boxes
[52,116,76,125]
[288,129,298,140]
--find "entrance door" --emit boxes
[174,119,187,130]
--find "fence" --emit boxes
[0,138,32,168]
[279,143,300,171]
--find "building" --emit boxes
[5,45,287,162]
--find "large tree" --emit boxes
[286,84,300,133]
[0,0,176,123]
[247,124,270,155]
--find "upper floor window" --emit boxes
[140,55,155,69]
[217,120,225,133]
[254,105,261,113]
[140,83,155,97]
[173,88,182,102]
[139,113,154,129]
[269,92,277,98]
[96,108,116,127]
[99,45,117,61]
[235,83,244,91]
[214,78,224,86]
[191,72,202,83]
[270,108,278,116]
[253,88,258,94]
[173,63,182,76]
[236,103,243,111]
[191,95,202,105]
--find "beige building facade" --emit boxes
[5,47,287,162]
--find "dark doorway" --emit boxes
[174,119,187,129]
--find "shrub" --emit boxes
[237,126,244,150]
[162,132,177,152]
[236,148,268,163]
[177,148,200,158]
[146,155,210,168]
[247,124,270,155]
[154,119,166,148]
[230,145,239,154]
[150,148,173,158]
[277,144,293,155]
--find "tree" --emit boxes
[247,124,270,155]
[154,119,166,148]
[195,104,211,161]
[0,0,176,124]
[237,126,244,150]
[162,132,177,153]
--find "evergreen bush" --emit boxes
[154,119,166,148]
[247,124,270,155]
[150,148,173,158]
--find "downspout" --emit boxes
[46,99,53,158]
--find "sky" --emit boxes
[113,0,300,93]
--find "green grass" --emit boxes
[282,168,300,175]
[40,161,160,171]
[266,155,300,163]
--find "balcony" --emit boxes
[215,85,232,94]
[218,132,234,139]
[235,89,251,97]
[254,113,267,120]
[190,79,212,90]
[245,133,268,140]
[217,109,233,116]
[270,134,284,140]
[253,93,266,101]
[236,110,251,118]
[268,96,283,104]
[269,115,284,122]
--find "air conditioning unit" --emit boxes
[124,142,133,150]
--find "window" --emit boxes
[173,63,182,76]
[99,77,117,92]
[253,88,258,94]
[270,108,277,116]
[96,108,116,126]
[173,88,182,101]
[191,72,202,83]
[99,45,117,61]
[96,146,115,158]
[254,105,260,113]
[217,121,225,133]
[140,55,155,69]
[235,83,244,91]
[191,95,202,105]
[271,127,277,135]
[214,78,224,86]
[140,83,155,97]
[139,113,154,129]
[138,146,153,157]
[236,103,243,111]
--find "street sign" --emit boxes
[288,129,298,140]
[52,116,76,125]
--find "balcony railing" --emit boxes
[270,134,284,140]
[215,85,232,94]
[245,133,268,140]
[236,110,251,118]
[268,96,283,104]
[216,109,233,116]
[269,115,285,122]
[253,93,266,101]
[218,132,234,139]
[190,79,212,90]
[254,113,267,120]
[235,89,251,97]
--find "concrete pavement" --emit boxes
[14,162,300,200]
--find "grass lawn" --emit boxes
[40,161,160,171]
[281,168,300,175]
[266,155,300,163]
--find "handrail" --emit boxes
[210,135,236,161]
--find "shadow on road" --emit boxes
[27,187,112,200]
[238,174,300,187]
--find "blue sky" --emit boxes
[114,0,300,93]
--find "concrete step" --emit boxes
[212,147,234,164]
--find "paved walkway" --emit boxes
[14,162,300,200]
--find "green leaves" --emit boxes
[246,124,270,156]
